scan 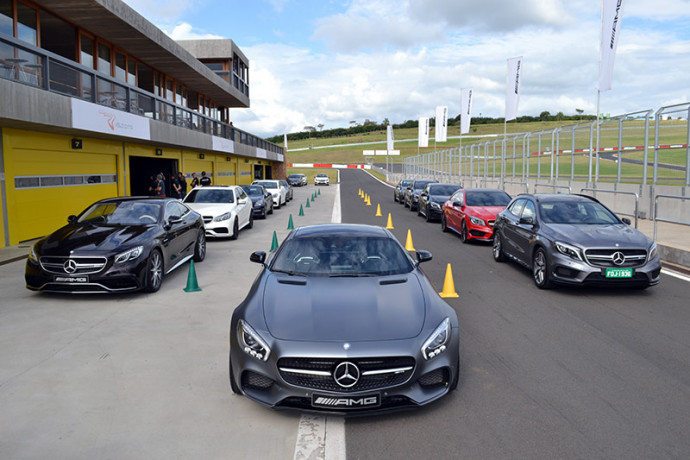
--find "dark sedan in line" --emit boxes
[492,194,661,289]
[417,183,462,222]
[229,224,460,414]
[25,197,206,293]
[241,184,274,219]
[403,179,438,211]
[393,179,413,203]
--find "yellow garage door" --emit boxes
[183,154,214,186]
[215,156,237,186]
[5,129,119,245]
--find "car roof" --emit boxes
[97,196,175,204]
[463,188,508,193]
[519,193,597,203]
[291,224,390,239]
[190,185,238,190]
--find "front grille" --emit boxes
[40,256,107,275]
[584,249,647,268]
[242,371,274,391]
[418,368,450,388]
[202,216,213,224]
[278,356,416,393]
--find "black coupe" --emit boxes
[229,224,460,414]
[25,197,206,293]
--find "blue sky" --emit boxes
[123,0,690,138]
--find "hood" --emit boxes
[544,223,652,248]
[185,202,235,216]
[466,205,506,221]
[37,224,152,256]
[262,274,426,341]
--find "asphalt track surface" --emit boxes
[339,169,690,460]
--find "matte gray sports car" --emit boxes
[229,224,460,414]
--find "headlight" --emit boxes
[555,241,583,261]
[430,202,441,210]
[28,245,39,263]
[649,242,658,260]
[238,320,271,362]
[114,245,144,264]
[272,192,279,199]
[214,212,232,222]
[469,215,486,226]
[422,318,451,360]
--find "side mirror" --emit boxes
[622,217,631,225]
[68,215,77,224]
[415,250,433,264]
[238,198,247,205]
[250,251,266,265]
[453,201,462,207]
[519,216,534,225]
[168,215,183,226]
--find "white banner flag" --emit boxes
[387,125,394,152]
[418,117,429,148]
[283,133,288,151]
[505,56,522,121]
[435,106,448,142]
[598,0,624,92]
[460,88,473,135]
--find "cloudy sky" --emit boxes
[122,0,690,138]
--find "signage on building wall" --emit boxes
[256,148,267,159]
[71,98,151,140]
[239,171,252,176]
[277,153,284,162]
[212,136,235,154]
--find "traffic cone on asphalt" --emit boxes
[183,260,202,292]
[318,189,321,196]
[270,231,279,252]
[299,204,304,216]
[287,214,294,230]
[405,229,415,251]
[306,198,311,208]
[386,213,394,229]
[375,204,382,217]
[366,195,372,206]
[439,264,460,298]
[311,194,315,203]
[359,189,362,197]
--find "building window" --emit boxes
[0,0,14,37]
[115,51,126,82]
[39,8,77,61]
[97,42,111,75]
[16,1,38,46]
[15,174,117,189]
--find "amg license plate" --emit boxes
[605,268,633,278]
[54,275,89,283]
[311,393,381,410]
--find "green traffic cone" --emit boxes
[306,198,311,208]
[183,260,202,292]
[299,204,304,216]
[287,214,294,230]
[318,189,321,196]
[270,230,279,252]
[311,195,315,203]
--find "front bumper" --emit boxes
[547,251,662,287]
[230,332,459,415]
[203,218,234,237]
[466,221,495,241]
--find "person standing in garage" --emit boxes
[200,171,212,186]
[155,173,166,197]
[171,174,181,199]
[190,172,199,189]
[178,172,188,198]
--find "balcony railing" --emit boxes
[0,34,281,155]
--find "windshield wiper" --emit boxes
[272,269,306,276]
[328,273,376,277]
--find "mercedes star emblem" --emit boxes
[63,259,78,274]
[612,251,625,266]
[333,361,360,388]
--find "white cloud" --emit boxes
[165,22,224,40]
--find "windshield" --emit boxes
[184,188,234,203]
[78,201,161,225]
[466,191,511,207]
[271,236,413,276]
[242,185,264,197]
[255,181,278,189]
[428,185,459,195]
[539,201,620,224]
[414,181,433,190]
[400,180,413,188]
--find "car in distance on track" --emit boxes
[404,179,438,211]
[394,179,413,203]
[25,197,205,293]
[288,174,305,187]
[417,183,462,222]
[492,194,661,289]
[442,188,512,242]
[229,224,460,414]
[241,184,274,219]
[279,179,293,202]
[253,180,287,208]
[183,186,252,239]
[314,173,330,186]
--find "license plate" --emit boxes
[54,275,89,283]
[605,268,633,278]
[311,392,381,410]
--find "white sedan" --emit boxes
[314,173,330,186]
[252,180,287,208]
[183,186,252,239]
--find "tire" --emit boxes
[441,214,449,232]
[143,249,163,293]
[425,207,433,222]
[247,212,254,229]
[460,220,469,244]
[229,354,241,395]
[193,229,206,262]
[492,233,506,262]
[275,198,281,209]
[404,198,409,208]
[268,202,274,215]
[394,193,398,203]
[230,218,239,240]
[417,204,423,216]
[532,247,552,289]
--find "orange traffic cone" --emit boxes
[405,229,415,251]
[375,204,382,216]
[439,264,459,298]
[385,213,394,229]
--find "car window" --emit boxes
[429,185,459,195]
[184,188,235,203]
[466,191,511,207]
[78,201,161,225]
[451,191,464,205]
[270,236,413,276]
[508,199,526,217]
[522,201,536,219]
[539,201,619,224]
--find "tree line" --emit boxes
[266,111,597,143]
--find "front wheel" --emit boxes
[441,214,449,232]
[460,220,469,243]
[230,218,239,240]
[143,249,163,293]
[532,248,552,289]
[492,233,506,262]
[247,212,254,229]
[193,229,206,262]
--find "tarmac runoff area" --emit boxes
[0,184,344,460]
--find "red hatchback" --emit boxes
[441,188,511,243]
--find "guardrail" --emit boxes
[580,187,639,228]
[533,183,572,194]
[653,194,690,240]
[502,180,529,194]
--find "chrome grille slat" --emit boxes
[584,249,648,268]
[39,256,108,275]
